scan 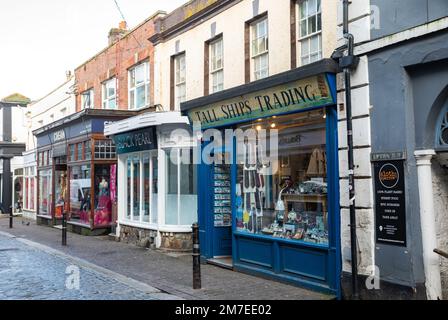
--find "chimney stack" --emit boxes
[108,21,128,45]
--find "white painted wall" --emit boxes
[154,0,338,110]
[25,76,76,152]
[336,0,375,276]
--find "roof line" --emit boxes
[74,10,166,71]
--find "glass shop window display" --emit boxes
[235,109,329,244]
[69,165,91,225]
[94,165,112,227]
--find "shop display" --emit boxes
[213,163,231,227]
[235,111,329,245]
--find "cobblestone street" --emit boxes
[0,232,177,300]
[0,217,330,300]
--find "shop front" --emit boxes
[181,60,341,295]
[104,111,198,250]
[34,109,136,235]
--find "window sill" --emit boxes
[298,31,322,42]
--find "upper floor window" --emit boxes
[129,62,150,110]
[81,89,94,109]
[210,38,224,93]
[299,0,322,65]
[251,17,269,81]
[102,78,117,109]
[175,54,186,109]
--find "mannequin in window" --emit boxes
[99,176,109,196]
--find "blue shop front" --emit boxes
[181,59,341,296]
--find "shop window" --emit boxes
[124,152,158,224]
[129,61,150,110]
[126,158,131,219]
[81,89,94,109]
[251,17,269,81]
[38,169,52,216]
[94,140,116,159]
[69,164,91,225]
[210,37,224,93]
[174,53,186,109]
[235,109,329,245]
[102,78,117,109]
[132,155,140,220]
[93,164,113,227]
[165,148,197,225]
[54,170,67,219]
[299,0,322,65]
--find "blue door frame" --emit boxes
[197,73,341,298]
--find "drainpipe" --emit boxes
[342,0,360,300]
[414,150,442,300]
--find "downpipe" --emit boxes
[342,0,360,300]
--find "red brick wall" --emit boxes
[75,19,156,111]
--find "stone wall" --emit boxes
[119,225,157,249]
[432,158,448,300]
[160,232,192,251]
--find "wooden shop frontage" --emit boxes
[34,109,136,235]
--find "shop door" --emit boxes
[54,164,67,220]
[211,148,232,258]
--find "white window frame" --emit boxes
[81,89,94,109]
[23,166,36,211]
[125,150,158,225]
[174,54,186,109]
[298,0,322,66]
[210,37,224,93]
[102,78,117,109]
[128,61,150,110]
[251,17,269,81]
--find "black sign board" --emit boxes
[373,160,407,246]
[114,127,157,154]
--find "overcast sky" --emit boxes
[0,0,188,101]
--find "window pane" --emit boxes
[165,149,179,225]
[310,35,319,53]
[179,148,197,225]
[94,164,112,227]
[317,13,322,31]
[130,69,136,88]
[132,155,140,220]
[129,90,135,109]
[309,0,317,15]
[126,158,131,219]
[135,64,145,85]
[151,153,158,224]
[69,164,91,226]
[143,154,150,223]
[136,85,146,109]
[38,169,52,216]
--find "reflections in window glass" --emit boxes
[235,109,329,245]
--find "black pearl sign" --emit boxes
[373,159,407,246]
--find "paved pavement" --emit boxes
[0,216,332,300]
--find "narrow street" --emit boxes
[0,216,331,300]
[0,233,176,300]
